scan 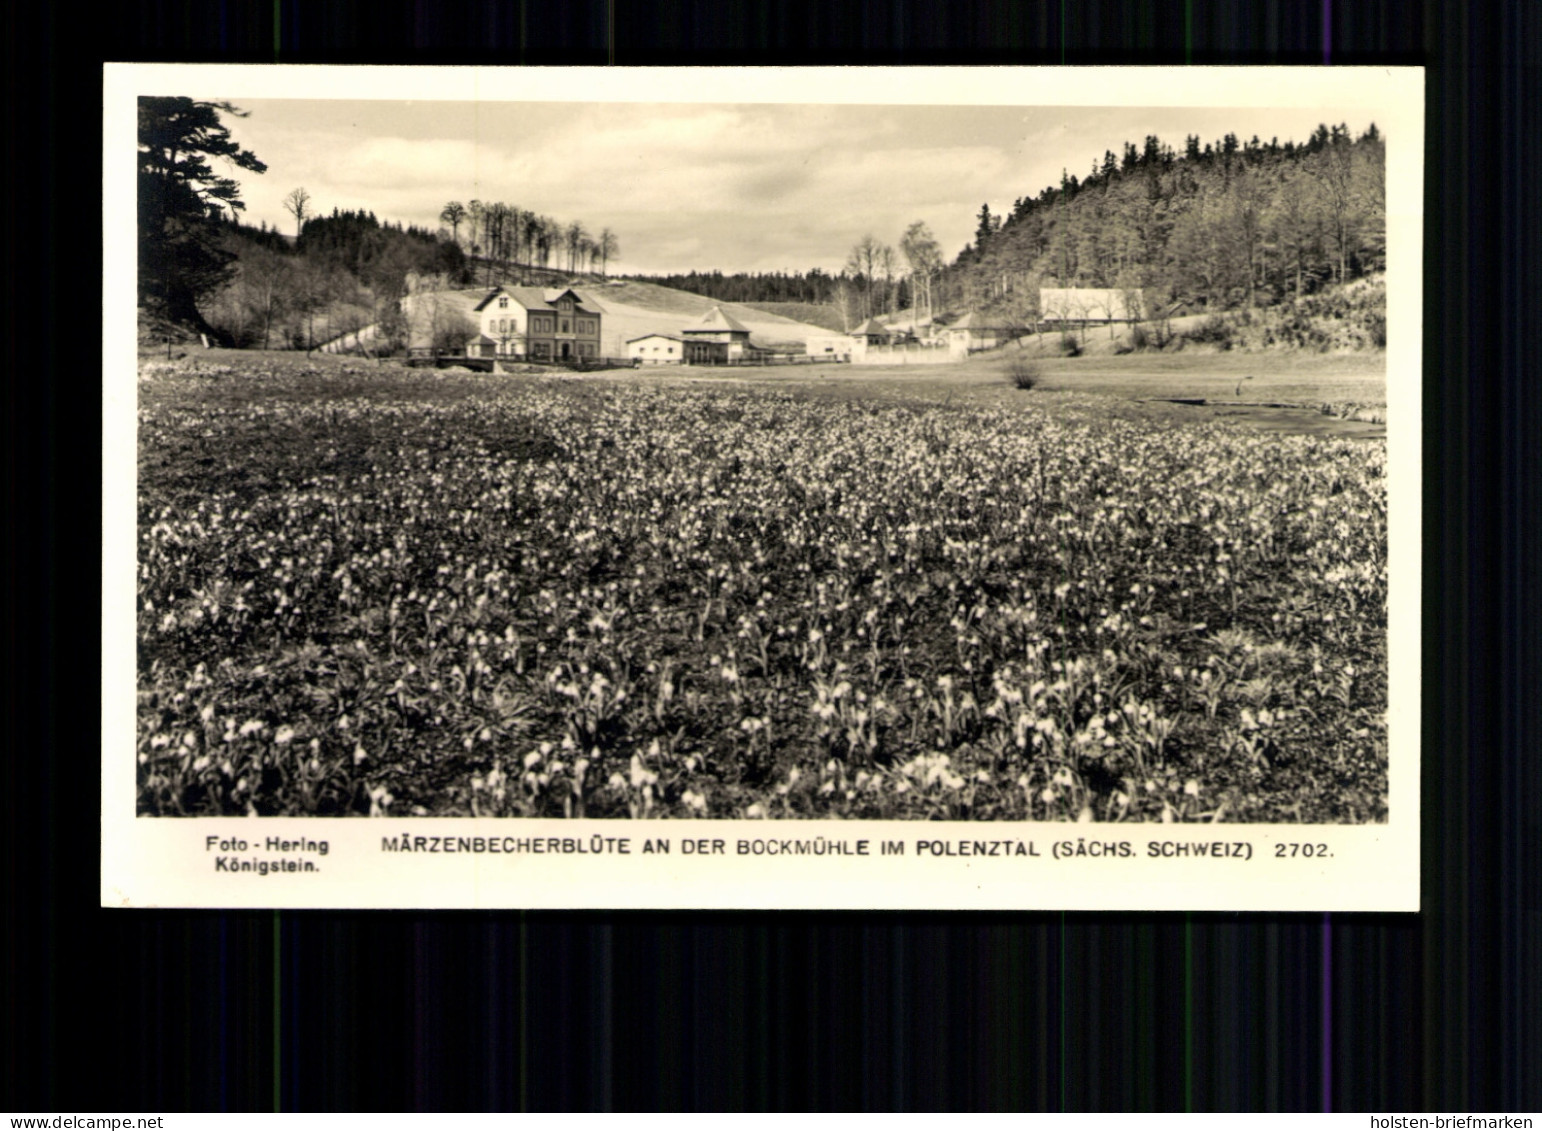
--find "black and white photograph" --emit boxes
[106,65,1421,909]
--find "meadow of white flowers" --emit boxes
[137,364,1387,822]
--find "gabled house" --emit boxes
[472,286,603,361]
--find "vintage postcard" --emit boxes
[105,64,1422,909]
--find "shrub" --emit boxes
[1186,314,1234,350]
[1128,321,1176,352]
[1058,331,1082,358]
[1007,356,1041,390]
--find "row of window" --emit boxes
[490,317,597,336]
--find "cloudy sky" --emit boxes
[208,97,1379,278]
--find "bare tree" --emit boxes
[1311,131,1358,285]
[900,221,943,330]
[565,221,587,274]
[282,187,311,240]
[521,212,542,274]
[598,227,619,276]
[535,217,555,269]
[845,234,883,320]
[467,200,485,277]
[440,201,467,249]
[877,244,897,317]
[239,245,293,349]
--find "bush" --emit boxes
[1006,356,1041,390]
[1185,314,1234,349]
[1128,321,1176,352]
[1058,331,1082,358]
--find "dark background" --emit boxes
[6,0,1537,1111]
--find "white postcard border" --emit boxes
[104,64,1423,911]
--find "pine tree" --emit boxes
[138,97,267,328]
[975,204,996,249]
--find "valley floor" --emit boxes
[130,349,1393,822]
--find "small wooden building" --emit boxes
[627,334,684,365]
[944,312,1016,356]
[849,317,894,347]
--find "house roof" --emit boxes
[627,334,683,344]
[851,317,891,336]
[473,286,598,315]
[682,306,752,335]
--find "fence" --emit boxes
[400,351,835,373]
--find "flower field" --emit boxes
[136,360,1388,821]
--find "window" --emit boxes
[561,319,570,333]
[498,297,508,309]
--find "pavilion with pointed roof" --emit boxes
[848,317,895,346]
[680,305,755,364]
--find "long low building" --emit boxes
[1039,287,1146,323]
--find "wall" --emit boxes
[851,341,957,366]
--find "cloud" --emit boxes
[219,99,1376,275]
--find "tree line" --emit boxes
[626,268,846,305]
[629,222,944,333]
[440,200,619,284]
[944,122,1386,321]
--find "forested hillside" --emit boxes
[197,211,469,349]
[945,123,1385,321]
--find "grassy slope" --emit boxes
[576,280,837,355]
[739,301,849,333]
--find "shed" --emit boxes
[627,334,684,365]
[944,312,1017,355]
